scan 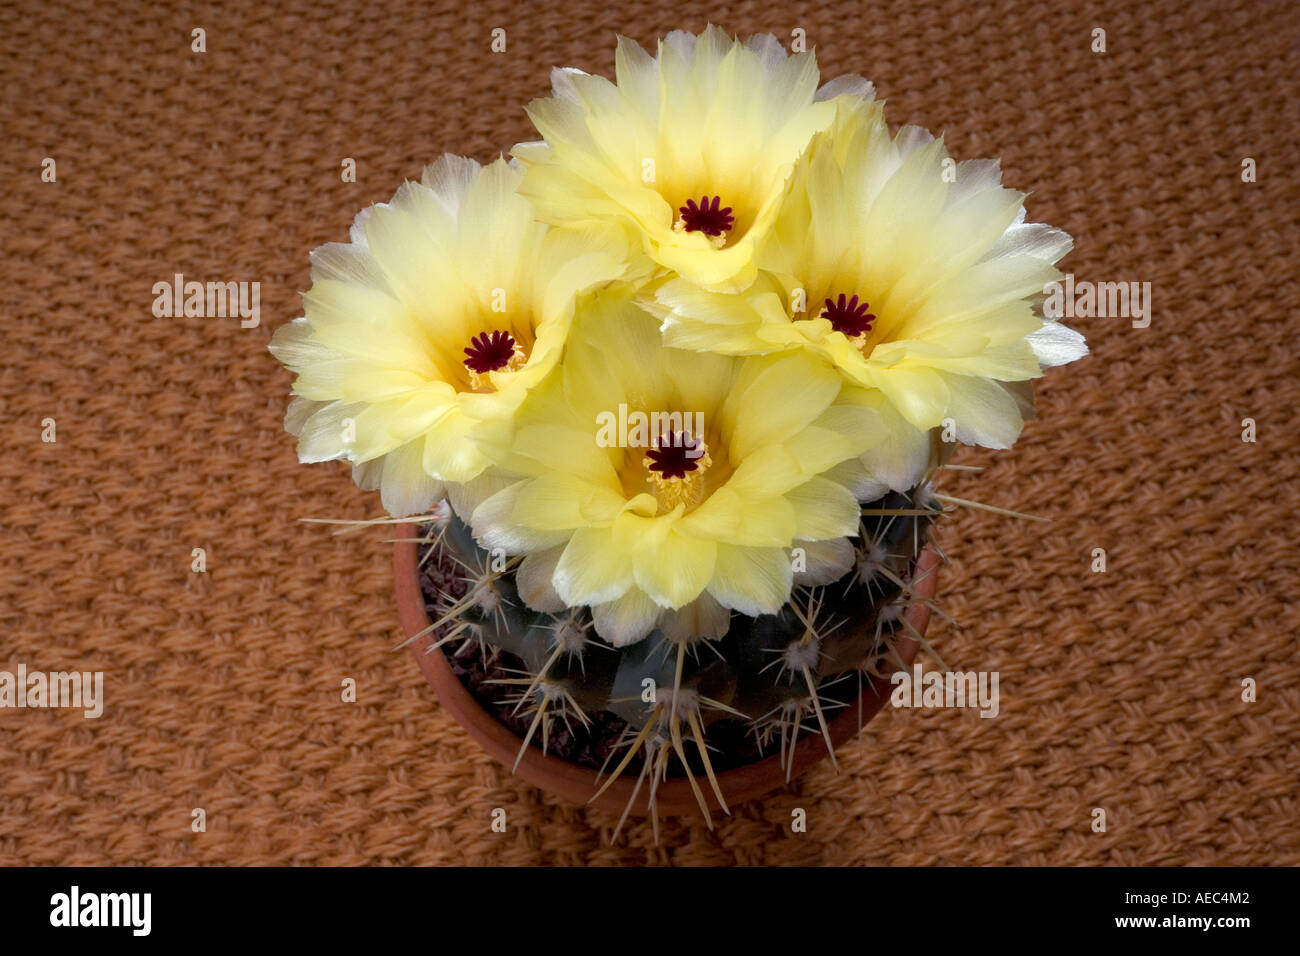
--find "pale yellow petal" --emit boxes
[553,528,635,606]
[706,544,792,616]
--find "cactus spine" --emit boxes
[416,481,943,830]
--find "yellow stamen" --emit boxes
[466,345,526,392]
[672,217,728,248]
[642,438,712,511]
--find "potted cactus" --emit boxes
[269,26,1086,832]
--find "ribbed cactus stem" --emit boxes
[421,485,942,823]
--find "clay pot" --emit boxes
[395,524,937,816]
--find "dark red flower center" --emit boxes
[463,330,518,374]
[644,432,705,480]
[821,294,876,338]
[678,195,734,238]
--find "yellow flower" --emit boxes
[512,25,876,293]
[654,99,1087,488]
[456,287,878,646]
[269,155,630,515]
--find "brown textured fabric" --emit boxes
[2,0,1297,866]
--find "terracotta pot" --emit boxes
[395,524,938,817]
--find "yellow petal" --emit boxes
[707,544,792,616]
[785,476,861,540]
[516,547,567,613]
[553,527,635,606]
[590,588,663,647]
[633,528,716,609]
[724,353,841,462]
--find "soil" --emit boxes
[417,536,882,776]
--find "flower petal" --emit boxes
[553,528,635,606]
[707,544,792,616]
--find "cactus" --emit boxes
[265,24,1088,844]
[414,480,944,830]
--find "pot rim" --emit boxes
[395,523,937,818]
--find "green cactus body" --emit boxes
[419,486,941,818]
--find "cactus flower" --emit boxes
[457,287,879,646]
[270,156,630,516]
[653,99,1088,488]
[512,25,876,293]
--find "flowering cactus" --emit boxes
[270,26,1086,827]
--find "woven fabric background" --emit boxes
[2,0,1297,866]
